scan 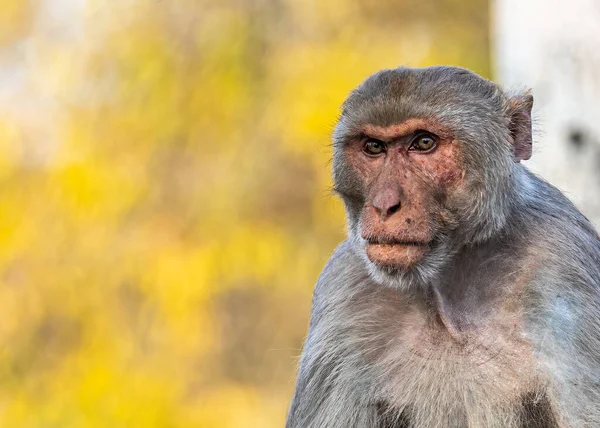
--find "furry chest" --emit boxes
[376,314,540,417]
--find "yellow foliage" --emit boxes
[0,0,489,426]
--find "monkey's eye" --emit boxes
[363,139,386,156]
[409,133,438,152]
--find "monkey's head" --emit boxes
[333,66,533,286]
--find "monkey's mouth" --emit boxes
[367,239,429,246]
[364,238,431,268]
[365,237,431,247]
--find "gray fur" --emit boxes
[287,66,600,428]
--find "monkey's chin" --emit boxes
[365,243,429,270]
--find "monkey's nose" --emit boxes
[371,189,402,220]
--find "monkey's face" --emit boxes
[332,67,522,283]
[339,118,463,271]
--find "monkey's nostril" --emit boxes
[371,189,402,219]
[387,203,401,216]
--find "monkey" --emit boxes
[286,66,600,428]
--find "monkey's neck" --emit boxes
[423,237,524,340]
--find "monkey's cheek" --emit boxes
[365,243,428,269]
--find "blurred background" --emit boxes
[0,0,597,427]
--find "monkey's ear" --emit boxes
[507,93,534,162]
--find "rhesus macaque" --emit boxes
[287,66,600,428]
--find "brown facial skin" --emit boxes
[344,118,464,270]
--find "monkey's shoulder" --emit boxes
[313,240,370,292]
[308,240,373,324]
